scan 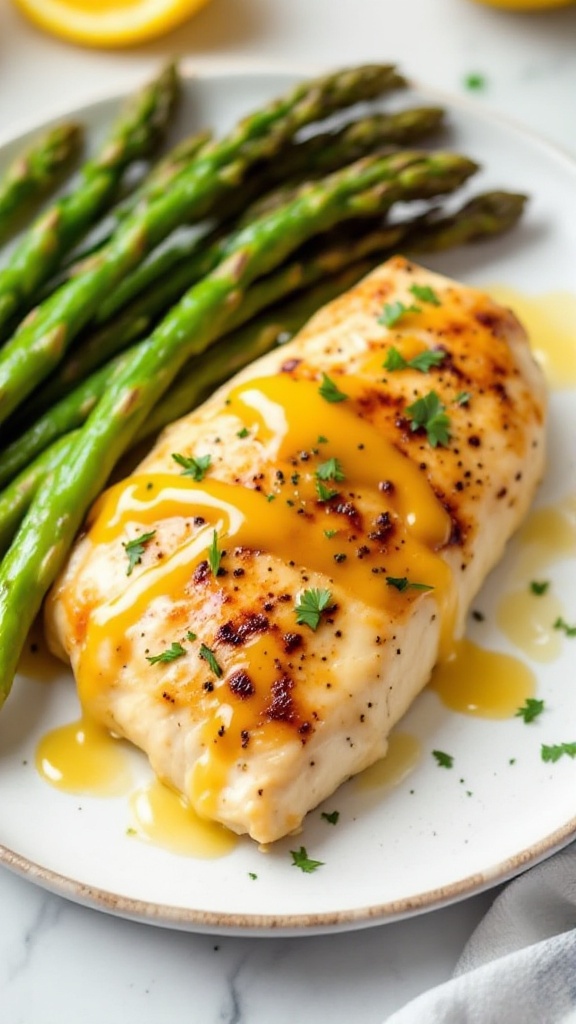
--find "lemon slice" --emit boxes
[13,0,213,48]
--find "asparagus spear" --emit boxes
[0,189,527,554]
[56,128,213,274]
[0,122,83,234]
[0,148,476,701]
[0,64,405,426]
[0,265,367,557]
[2,189,525,480]
[0,64,180,340]
[93,106,445,326]
[0,151,476,482]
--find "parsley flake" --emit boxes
[295,588,332,631]
[541,741,576,763]
[515,698,545,723]
[236,427,250,439]
[198,643,222,678]
[321,810,340,825]
[186,631,197,642]
[324,529,337,539]
[409,283,441,306]
[248,872,258,880]
[146,642,187,665]
[316,480,339,503]
[530,580,550,596]
[317,434,329,444]
[318,373,347,403]
[384,347,446,374]
[122,529,156,576]
[455,391,471,406]
[171,451,212,481]
[207,530,222,575]
[386,576,434,593]
[378,300,420,328]
[553,617,576,638]
[316,457,345,483]
[432,749,454,768]
[464,72,486,91]
[290,846,324,873]
[406,391,451,447]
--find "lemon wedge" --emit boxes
[13,0,213,48]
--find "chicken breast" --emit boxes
[45,256,547,844]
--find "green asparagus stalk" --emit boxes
[0,148,477,701]
[57,128,213,274]
[0,64,405,427]
[0,64,180,340]
[1,219,407,480]
[0,122,84,234]
[0,151,476,481]
[93,106,444,325]
[90,188,526,386]
[0,189,527,554]
[0,263,369,557]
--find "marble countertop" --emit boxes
[1,1,575,1021]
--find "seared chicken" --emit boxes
[46,256,547,844]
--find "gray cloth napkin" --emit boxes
[386,843,576,1023]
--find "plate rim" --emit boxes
[1,62,576,936]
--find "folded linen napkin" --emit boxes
[386,842,576,1023]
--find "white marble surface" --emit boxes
[0,1,575,1021]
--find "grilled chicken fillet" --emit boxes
[46,256,547,844]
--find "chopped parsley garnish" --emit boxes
[384,347,446,373]
[316,480,339,503]
[290,846,324,873]
[171,451,212,481]
[321,810,340,825]
[409,283,441,306]
[318,373,347,403]
[122,529,156,576]
[317,434,329,444]
[541,741,576,763]
[236,427,250,439]
[248,872,258,880]
[295,588,332,631]
[146,641,187,665]
[432,749,454,768]
[464,72,486,91]
[553,617,576,637]
[455,391,471,406]
[186,631,197,642]
[378,300,420,328]
[316,457,345,482]
[406,391,451,447]
[386,576,434,593]
[207,529,222,575]
[530,580,550,596]
[515,698,545,723]
[198,643,222,677]
[324,529,337,539]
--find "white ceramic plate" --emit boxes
[1,68,575,937]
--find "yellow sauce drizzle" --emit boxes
[357,731,421,790]
[487,286,576,389]
[128,778,237,858]
[429,638,535,718]
[496,588,565,663]
[512,498,576,578]
[36,716,133,796]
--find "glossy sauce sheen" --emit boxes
[488,287,576,389]
[45,258,547,843]
[36,716,133,796]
